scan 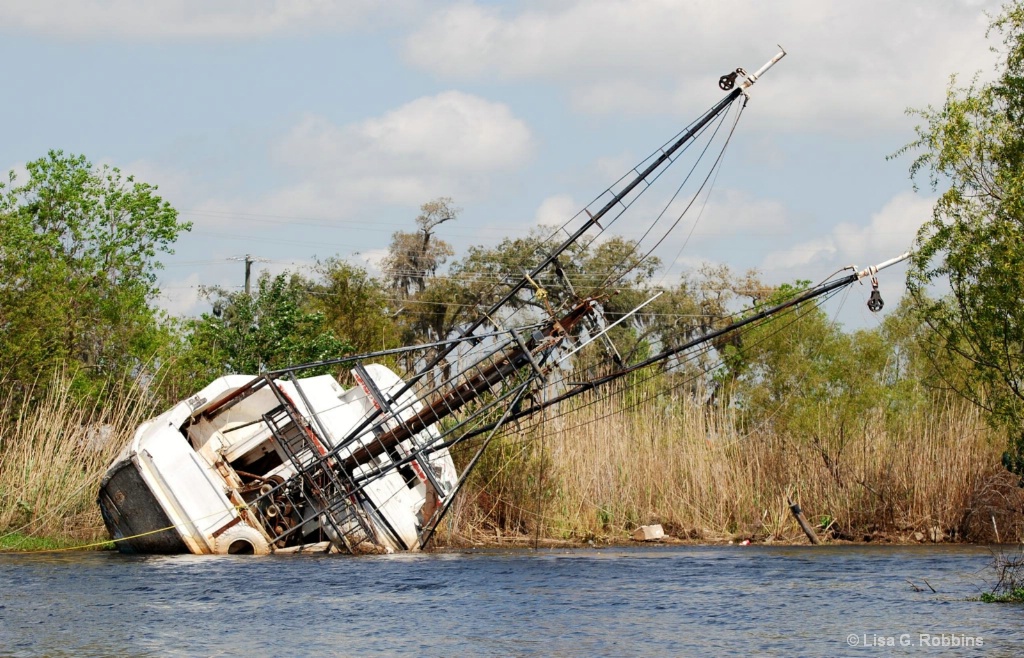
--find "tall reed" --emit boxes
[0,373,156,543]
[444,385,1022,544]
[2,368,1018,549]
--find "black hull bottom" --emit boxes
[97,459,189,554]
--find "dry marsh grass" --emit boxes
[443,386,1024,545]
[0,375,154,545]
[2,370,1019,549]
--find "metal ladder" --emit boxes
[261,397,378,553]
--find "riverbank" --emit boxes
[3,530,1016,554]
[0,532,115,553]
[432,528,1023,552]
[3,376,1023,552]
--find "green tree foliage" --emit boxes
[897,2,1024,476]
[452,231,658,314]
[0,151,189,397]
[646,264,772,399]
[450,231,668,365]
[713,284,960,492]
[310,258,401,355]
[179,272,351,381]
[727,285,881,433]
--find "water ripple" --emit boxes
[0,545,1021,656]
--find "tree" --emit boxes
[451,232,665,354]
[377,198,465,381]
[310,258,401,354]
[382,197,458,298]
[0,151,189,397]
[726,285,876,430]
[180,272,351,380]
[896,2,1024,477]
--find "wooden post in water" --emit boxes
[787,497,820,545]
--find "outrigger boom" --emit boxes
[445,251,915,445]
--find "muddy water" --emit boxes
[1,545,1021,656]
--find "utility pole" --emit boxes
[228,254,268,295]
[244,254,254,296]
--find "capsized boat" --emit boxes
[97,48,910,555]
[99,298,599,555]
[99,365,459,555]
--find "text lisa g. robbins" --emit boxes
[847,633,983,648]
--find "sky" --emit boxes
[0,0,1004,329]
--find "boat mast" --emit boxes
[423,48,788,372]
[329,49,790,455]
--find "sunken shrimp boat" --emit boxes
[98,303,597,555]
[98,48,910,555]
[98,365,462,555]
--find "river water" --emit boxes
[0,544,1021,657]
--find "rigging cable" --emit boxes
[602,99,746,292]
[447,94,748,335]
[442,285,847,453]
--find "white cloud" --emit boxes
[600,187,792,258]
[533,194,578,227]
[279,91,533,174]
[356,248,389,276]
[762,191,931,272]
[764,236,839,272]
[404,0,1001,130]
[202,91,536,222]
[156,272,203,316]
[610,188,793,281]
[685,189,791,243]
[0,0,410,39]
